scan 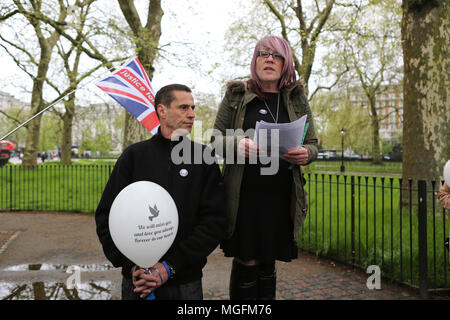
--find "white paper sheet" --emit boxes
[254,114,307,157]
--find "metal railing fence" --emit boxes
[0,164,113,213]
[299,173,449,297]
[0,164,448,297]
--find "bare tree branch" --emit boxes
[117,0,142,37]
[309,64,349,100]
[0,8,19,21]
[0,110,23,126]
[0,33,39,67]
[310,0,335,45]
[265,0,302,79]
[0,40,36,80]
[22,10,116,69]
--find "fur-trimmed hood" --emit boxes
[226,79,305,96]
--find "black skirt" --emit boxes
[221,163,298,263]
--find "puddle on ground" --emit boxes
[0,263,117,299]
[2,263,115,272]
[0,281,113,300]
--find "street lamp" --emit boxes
[340,128,345,172]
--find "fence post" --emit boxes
[418,180,429,299]
[351,175,355,265]
[9,165,12,211]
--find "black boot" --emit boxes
[257,262,276,300]
[229,260,258,300]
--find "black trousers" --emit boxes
[121,276,203,300]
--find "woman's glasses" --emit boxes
[257,51,284,61]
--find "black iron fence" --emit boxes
[299,173,449,297]
[0,164,448,297]
[0,164,113,213]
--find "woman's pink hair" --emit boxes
[249,35,296,93]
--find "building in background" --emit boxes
[0,90,20,107]
[72,102,124,156]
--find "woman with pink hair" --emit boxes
[212,35,318,300]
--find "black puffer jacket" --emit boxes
[95,130,226,284]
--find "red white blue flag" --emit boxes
[96,57,159,134]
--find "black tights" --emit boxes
[229,259,276,300]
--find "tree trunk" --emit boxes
[119,0,163,150]
[122,113,148,149]
[369,97,382,164]
[60,95,75,165]
[22,50,50,166]
[22,111,42,166]
[300,38,318,96]
[20,2,66,166]
[401,0,450,183]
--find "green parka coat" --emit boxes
[212,80,318,241]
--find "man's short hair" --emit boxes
[154,84,192,119]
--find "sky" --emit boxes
[0,0,240,104]
[152,0,240,97]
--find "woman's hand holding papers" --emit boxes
[284,147,309,165]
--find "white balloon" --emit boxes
[444,160,450,186]
[109,181,178,268]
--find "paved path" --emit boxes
[203,248,422,300]
[0,211,443,300]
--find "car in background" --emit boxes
[324,149,337,159]
[0,141,15,167]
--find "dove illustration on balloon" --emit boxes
[148,204,159,221]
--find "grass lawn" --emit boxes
[306,160,402,175]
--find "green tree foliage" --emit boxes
[323,0,403,163]
[189,92,219,144]
[75,103,122,157]
[311,91,371,154]
[80,126,94,154]
[39,113,61,152]
[94,120,112,156]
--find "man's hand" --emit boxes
[132,263,169,299]
[283,147,309,165]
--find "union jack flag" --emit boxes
[96,57,159,134]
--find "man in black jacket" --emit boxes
[95,84,226,300]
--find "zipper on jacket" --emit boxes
[168,141,174,193]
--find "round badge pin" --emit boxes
[258,109,268,115]
[179,169,188,177]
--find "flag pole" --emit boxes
[0,89,76,141]
[0,64,118,141]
